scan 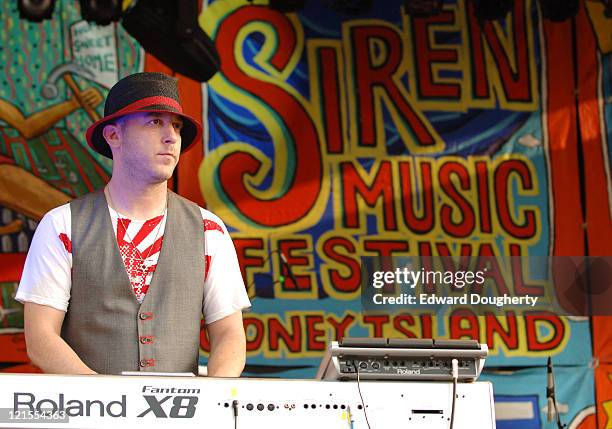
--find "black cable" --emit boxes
[449,358,458,429]
[259,249,284,267]
[355,365,372,429]
[450,378,457,429]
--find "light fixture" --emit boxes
[403,0,443,18]
[605,0,612,18]
[18,0,55,22]
[324,0,373,15]
[268,0,307,13]
[121,0,220,82]
[471,0,514,21]
[79,0,122,25]
[538,0,579,21]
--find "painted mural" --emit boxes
[0,0,611,426]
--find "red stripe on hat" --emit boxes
[114,96,183,116]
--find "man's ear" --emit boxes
[102,122,122,149]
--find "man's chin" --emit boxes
[151,168,176,183]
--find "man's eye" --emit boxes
[173,122,183,130]
[149,119,161,125]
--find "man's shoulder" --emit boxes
[34,202,71,244]
[198,207,228,235]
[43,202,71,223]
[168,192,229,235]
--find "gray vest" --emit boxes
[62,190,206,375]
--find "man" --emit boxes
[16,72,250,376]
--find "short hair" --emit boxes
[111,115,128,130]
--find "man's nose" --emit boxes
[163,123,181,144]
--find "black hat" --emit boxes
[86,72,202,159]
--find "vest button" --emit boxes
[140,337,151,344]
[139,359,147,367]
[139,312,151,320]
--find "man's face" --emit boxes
[109,112,184,183]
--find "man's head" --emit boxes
[86,72,202,162]
[101,111,184,183]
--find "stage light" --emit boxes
[268,0,306,13]
[18,0,55,22]
[121,0,220,82]
[403,0,443,18]
[538,0,579,21]
[324,0,373,15]
[79,0,122,25]
[471,0,514,21]
[605,0,612,18]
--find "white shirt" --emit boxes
[15,203,251,324]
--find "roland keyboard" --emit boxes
[0,372,495,428]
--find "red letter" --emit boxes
[322,237,361,294]
[244,317,265,352]
[363,240,410,257]
[342,161,397,230]
[305,315,326,351]
[412,12,461,99]
[318,46,344,154]
[509,244,544,296]
[485,313,518,350]
[327,314,356,341]
[449,309,479,340]
[362,315,390,337]
[215,6,322,226]
[420,314,433,338]
[475,160,493,233]
[525,313,564,352]
[439,161,476,238]
[495,159,536,239]
[393,314,417,338]
[467,1,533,102]
[268,316,302,353]
[474,243,509,295]
[351,25,436,146]
[399,160,435,234]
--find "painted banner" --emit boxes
[69,20,120,89]
[0,1,611,421]
[0,0,140,370]
[195,0,610,376]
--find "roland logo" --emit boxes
[397,368,421,375]
[13,393,126,417]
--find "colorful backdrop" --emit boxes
[0,0,610,427]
